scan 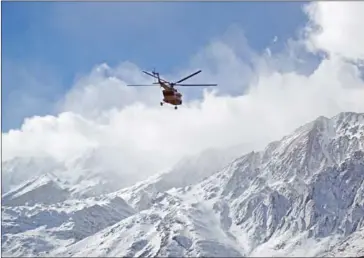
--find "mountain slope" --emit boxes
[114,143,250,212]
[323,226,364,257]
[50,145,363,257]
[2,195,135,257]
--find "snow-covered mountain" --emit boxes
[2,112,364,257]
[2,150,136,199]
[2,140,249,200]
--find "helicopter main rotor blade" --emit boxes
[175,83,217,86]
[142,71,169,83]
[174,70,202,84]
[142,71,158,79]
[127,84,158,86]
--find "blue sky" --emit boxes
[2,1,308,132]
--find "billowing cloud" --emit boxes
[3,2,364,183]
[57,62,161,121]
[304,2,364,61]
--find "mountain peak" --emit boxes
[2,173,70,206]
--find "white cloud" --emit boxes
[3,113,101,161]
[3,2,364,183]
[57,62,161,121]
[304,2,364,61]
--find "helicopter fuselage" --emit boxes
[162,88,182,105]
[156,81,181,106]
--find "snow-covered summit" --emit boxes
[2,173,71,206]
[2,156,66,193]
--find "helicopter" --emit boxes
[127,69,217,109]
